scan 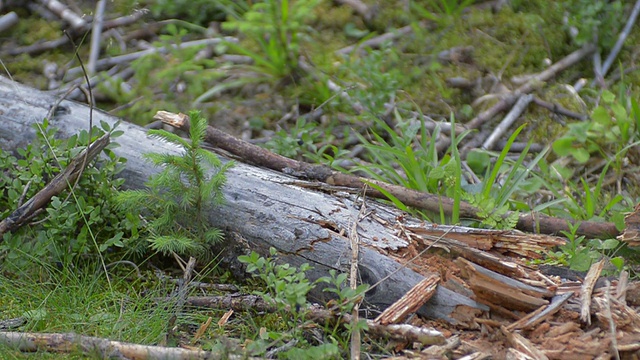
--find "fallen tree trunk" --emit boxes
[0,75,488,322]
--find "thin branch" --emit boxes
[38,0,87,30]
[349,190,366,360]
[600,0,640,80]
[482,94,533,150]
[88,0,107,75]
[463,44,596,133]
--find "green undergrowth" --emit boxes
[0,0,598,130]
[3,0,640,357]
[0,261,169,358]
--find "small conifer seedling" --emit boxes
[116,110,233,257]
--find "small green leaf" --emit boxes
[610,257,624,271]
[601,90,615,103]
[466,150,490,174]
[429,166,445,180]
[552,137,575,156]
[591,106,610,125]
[600,239,619,250]
[569,251,592,272]
[570,148,590,163]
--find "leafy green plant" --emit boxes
[232,0,320,74]
[0,119,128,268]
[265,117,325,158]
[551,90,638,165]
[342,47,405,113]
[116,110,233,257]
[149,0,249,25]
[545,221,625,272]
[350,109,469,222]
[410,0,475,27]
[548,89,635,223]
[464,125,551,229]
[209,0,320,90]
[563,0,623,50]
[238,248,367,358]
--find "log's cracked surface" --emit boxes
[0,76,486,323]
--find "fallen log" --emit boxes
[0,75,486,323]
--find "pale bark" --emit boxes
[0,76,485,322]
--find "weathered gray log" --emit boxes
[0,76,487,322]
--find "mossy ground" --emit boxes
[4,0,638,139]
[2,0,640,357]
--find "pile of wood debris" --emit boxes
[371,216,640,359]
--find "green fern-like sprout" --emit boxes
[116,110,234,257]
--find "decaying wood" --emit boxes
[404,224,565,259]
[375,273,440,325]
[506,292,573,332]
[154,111,620,240]
[0,76,485,324]
[5,77,640,358]
[0,331,259,360]
[580,259,605,325]
[617,203,640,246]
[456,258,553,313]
[501,326,549,360]
[615,270,628,303]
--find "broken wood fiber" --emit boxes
[0,76,486,323]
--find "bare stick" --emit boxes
[336,24,414,56]
[88,0,107,75]
[0,331,260,359]
[349,193,365,360]
[0,11,18,33]
[580,259,605,325]
[600,0,640,80]
[482,94,533,150]
[1,10,144,58]
[2,37,69,57]
[375,273,440,325]
[156,111,621,239]
[532,97,587,120]
[66,37,237,78]
[38,0,87,30]
[174,257,197,315]
[463,44,596,133]
[593,50,604,88]
[184,295,445,345]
